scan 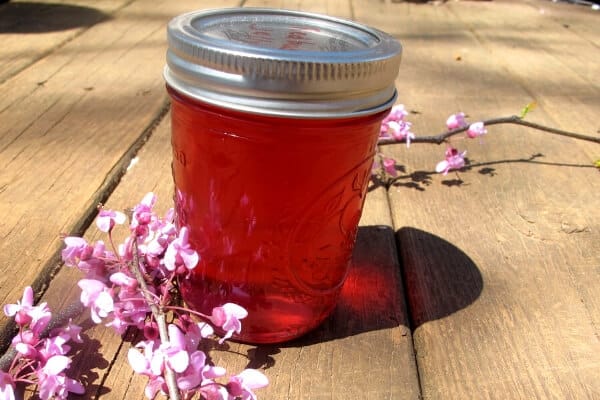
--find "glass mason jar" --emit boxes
[164,8,401,343]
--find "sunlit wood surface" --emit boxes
[1,0,598,398]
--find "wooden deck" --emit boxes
[1,0,598,398]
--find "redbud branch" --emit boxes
[130,240,181,400]
[377,115,600,145]
[164,305,210,321]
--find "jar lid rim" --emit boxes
[165,7,402,117]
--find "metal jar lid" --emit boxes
[164,8,402,118]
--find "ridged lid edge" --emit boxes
[165,8,402,117]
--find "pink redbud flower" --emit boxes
[144,321,160,340]
[61,237,107,275]
[128,340,168,398]
[164,227,199,272]
[380,105,415,147]
[145,377,167,400]
[466,121,487,138]
[176,359,203,391]
[15,342,38,358]
[36,355,84,399]
[128,340,156,376]
[129,325,192,393]
[141,221,177,267]
[4,286,51,334]
[96,208,127,233]
[176,350,208,390]
[109,291,149,334]
[382,104,408,124]
[226,369,269,400]
[382,157,398,177]
[61,236,90,267]
[210,303,248,343]
[78,279,114,323]
[4,286,35,326]
[106,314,131,336]
[38,334,70,361]
[180,320,214,352]
[387,120,415,147]
[161,324,191,374]
[0,370,15,400]
[109,271,138,290]
[446,112,468,130]
[435,147,467,175]
[78,241,110,276]
[25,301,52,334]
[52,319,83,344]
[132,192,157,228]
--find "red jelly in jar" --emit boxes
[164,8,401,343]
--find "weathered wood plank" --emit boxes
[0,0,131,84]
[445,0,599,162]
[523,0,600,48]
[1,0,173,345]
[7,0,599,399]
[446,0,600,338]
[0,0,244,348]
[238,0,353,18]
[355,0,600,398]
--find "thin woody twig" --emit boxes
[377,115,600,145]
[130,240,181,400]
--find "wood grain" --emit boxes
[0,0,130,84]
[3,0,599,399]
[0,0,241,349]
[359,0,600,398]
[445,0,599,162]
[238,0,354,18]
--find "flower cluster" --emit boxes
[1,286,84,399]
[375,108,488,179]
[373,104,417,178]
[127,319,267,399]
[372,155,399,178]
[60,192,268,399]
[436,112,486,175]
[435,147,467,175]
[3,193,268,399]
[445,112,487,139]
[380,104,415,147]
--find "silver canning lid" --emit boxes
[165,8,402,118]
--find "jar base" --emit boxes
[213,310,333,345]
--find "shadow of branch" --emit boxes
[370,153,596,192]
